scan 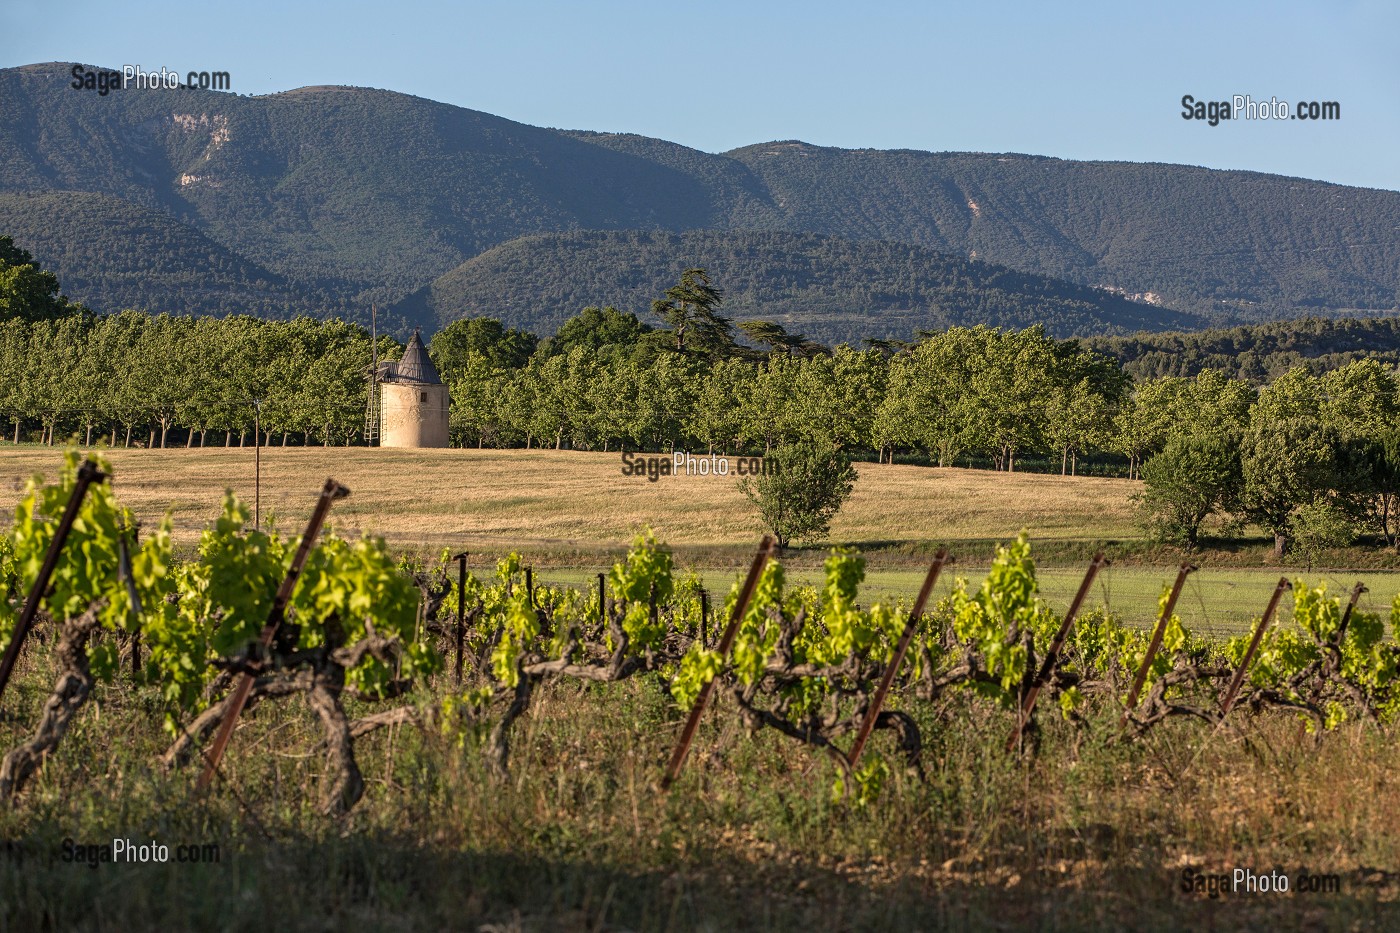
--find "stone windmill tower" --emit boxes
[378,330,450,448]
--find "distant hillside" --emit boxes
[0,191,329,317]
[402,230,1198,343]
[2,61,1399,334]
[1087,316,1400,381]
[587,136,1400,320]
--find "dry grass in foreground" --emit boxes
[0,651,1397,931]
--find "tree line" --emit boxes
[0,310,383,447]
[5,242,1400,559]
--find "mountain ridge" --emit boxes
[2,61,1397,337]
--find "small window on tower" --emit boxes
[420,392,427,403]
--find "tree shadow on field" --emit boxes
[2,831,1397,932]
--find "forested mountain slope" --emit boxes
[405,229,1198,342]
[3,61,1397,333]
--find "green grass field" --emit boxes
[535,565,1395,635]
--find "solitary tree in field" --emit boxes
[739,441,857,549]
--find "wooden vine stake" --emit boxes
[846,549,951,770]
[1217,577,1292,721]
[0,459,108,707]
[1119,562,1195,728]
[1006,552,1108,753]
[1333,581,1367,647]
[661,535,774,790]
[453,552,468,686]
[197,478,350,793]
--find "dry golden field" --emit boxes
[0,445,1141,556]
[7,445,1400,631]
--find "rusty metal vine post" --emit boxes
[197,478,350,793]
[1217,577,1292,720]
[1007,552,1108,753]
[699,589,709,648]
[1120,562,1195,727]
[0,459,108,707]
[596,572,606,624]
[661,536,774,790]
[847,549,950,770]
[453,552,468,686]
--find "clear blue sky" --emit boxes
[8,0,1398,190]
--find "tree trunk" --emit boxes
[1273,533,1288,560]
[11,420,18,444]
[1384,493,1396,550]
[85,424,92,447]
[160,421,168,448]
[1061,449,1068,475]
[124,425,132,448]
[110,427,117,447]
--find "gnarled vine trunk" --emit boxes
[0,601,103,799]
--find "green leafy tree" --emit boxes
[1240,416,1339,559]
[1114,377,1187,480]
[1136,431,1242,548]
[0,236,84,324]
[738,441,857,549]
[541,306,652,363]
[429,317,537,384]
[1290,499,1354,570]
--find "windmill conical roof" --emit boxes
[391,331,441,384]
